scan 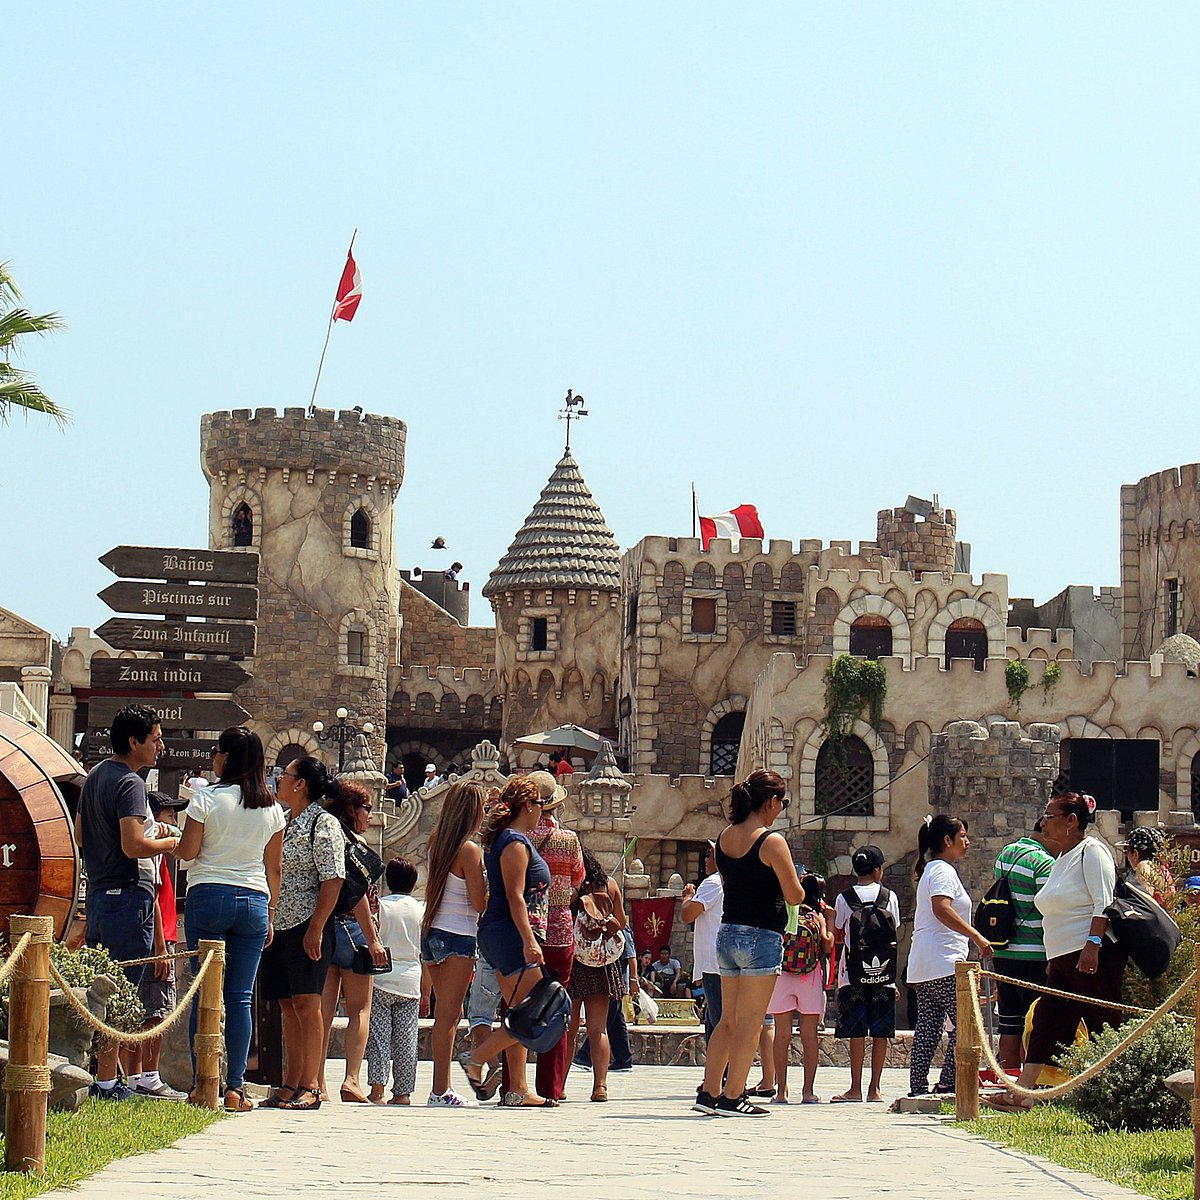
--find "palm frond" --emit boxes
[0,375,70,425]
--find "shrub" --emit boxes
[1060,1016,1192,1131]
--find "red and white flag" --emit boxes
[332,249,362,322]
[698,503,764,550]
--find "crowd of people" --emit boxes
[73,704,1167,1118]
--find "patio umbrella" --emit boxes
[512,723,604,755]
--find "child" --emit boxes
[831,845,900,1104]
[366,858,425,1104]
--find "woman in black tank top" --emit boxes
[695,769,804,1119]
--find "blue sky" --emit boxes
[4,5,1198,640]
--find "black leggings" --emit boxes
[910,975,957,1094]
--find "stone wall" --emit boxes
[397,579,495,670]
[876,507,957,574]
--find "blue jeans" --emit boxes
[185,884,270,1092]
[702,972,723,1041]
[86,886,154,986]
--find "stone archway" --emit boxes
[926,598,1005,662]
[264,726,320,767]
[832,597,912,663]
[797,719,890,831]
[700,696,747,777]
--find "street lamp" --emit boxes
[312,708,375,773]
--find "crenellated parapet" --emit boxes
[200,406,406,493]
[1006,625,1074,661]
[388,664,499,730]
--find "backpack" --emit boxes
[573,891,624,968]
[842,886,898,987]
[781,909,822,976]
[974,848,1036,950]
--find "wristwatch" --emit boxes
[1085,934,1103,946]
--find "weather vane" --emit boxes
[559,389,588,452]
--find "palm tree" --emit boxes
[0,262,67,425]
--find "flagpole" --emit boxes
[307,230,357,415]
[691,482,697,539]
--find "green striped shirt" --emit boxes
[992,837,1055,961]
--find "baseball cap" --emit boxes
[851,844,886,874]
[425,763,437,772]
[1184,876,1200,892]
[146,789,188,811]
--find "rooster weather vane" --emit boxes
[559,389,588,452]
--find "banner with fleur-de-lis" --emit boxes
[629,898,676,957]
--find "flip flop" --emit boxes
[771,1097,790,1105]
[801,1096,822,1105]
[830,1094,863,1104]
[477,1064,504,1101]
[499,1091,559,1108]
[980,1093,1032,1113]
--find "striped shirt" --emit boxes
[992,837,1055,961]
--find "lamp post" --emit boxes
[312,706,375,774]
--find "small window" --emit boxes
[770,601,797,637]
[1167,578,1180,637]
[531,617,548,652]
[945,616,987,670]
[347,627,367,666]
[849,614,892,659]
[350,508,371,550]
[627,594,639,637]
[691,597,717,634]
[815,736,875,816]
[232,503,253,547]
[710,712,745,776]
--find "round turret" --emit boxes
[199,407,406,768]
[876,506,957,576]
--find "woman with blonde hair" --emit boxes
[421,779,489,1106]
[457,776,556,1107]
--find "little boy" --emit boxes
[831,845,900,1104]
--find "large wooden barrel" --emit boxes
[0,712,84,941]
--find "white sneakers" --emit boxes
[427,1089,477,1107]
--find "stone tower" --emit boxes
[199,406,406,768]
[876,505,957,575]
[482,450,621,756]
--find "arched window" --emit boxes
[710,712,746,776]
[945,616,987,670]
[849,614,892,660]
[275,743,306,770]
[347,625,368,667]
[350,507,371,550]
[814,735,874,816]
[232,503,253,547]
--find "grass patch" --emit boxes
[958,1104,1193,1200]
[0,1097,222,1198]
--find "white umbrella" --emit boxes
[512,723,604,755]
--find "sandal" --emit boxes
[280,1087,322,1111]
[477,1063,504,1101]
[259,1086,297,1110]
[981,1092,1033,1113]
[456,1050,484,1093]
[746,1086,776,1099]
[339,1084,369,1104]
[590,1084,608,1103]
[224,1086,254,1113]
[499,1091,558,1108]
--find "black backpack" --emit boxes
[1105,873,1182,980]
[974,849,1036,949]
[842,886,898,987]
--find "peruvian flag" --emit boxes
[332,249,362,322]
[699,504,764,550]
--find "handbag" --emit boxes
[351,944,393,975]
[310,815,384,916]
[573,892,624,968]
[1105,873,1181,980]
[502,966,572,1053]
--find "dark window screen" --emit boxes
[1063,738,1159,813]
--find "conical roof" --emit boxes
[483,450,621,596]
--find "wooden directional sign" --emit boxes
[89,657,253,693]
[99,581,258,621]
[88,697,250,732]
[95,618,256,658]
[82,733,215,771]
[100,546,259,585]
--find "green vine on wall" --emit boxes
[1005,659,1030,711]
[1040,661,1061,703]
[822,653,887,740]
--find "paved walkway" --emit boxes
[50,1066,1151,1199]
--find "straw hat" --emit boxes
[527,769,567,812]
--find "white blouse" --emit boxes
[1034,836,1116,960]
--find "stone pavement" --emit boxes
[48,1066,1153,1200]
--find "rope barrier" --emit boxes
[114,949,197,968]
[968,965,1200,1103]
[977,966,1195,1019]
[47,947,222,1046]
[0,934,33,990]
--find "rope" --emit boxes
[966,965,1200,1103]
[4,1065,51,1093]
[115,949,197,968]
[0,933,35,989]
[977,967,1194,1019]
[47,948,222,1046]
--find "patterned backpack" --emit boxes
[780,908,822,976]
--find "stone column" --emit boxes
[337,733,389,859]
[19,665,51,729]
[571,739,635,878]
[47,691,76,754]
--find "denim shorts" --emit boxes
[716,923,783,977]
[467,953,503,1029]
[420,927,477,965]
[332,916,368,970]
[86,885,154,986]
[477,921,529,978]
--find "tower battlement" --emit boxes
[200,406,406,485]
[876,507,957,574]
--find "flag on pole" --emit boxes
[332,249,362,322]
[698,503,764,550]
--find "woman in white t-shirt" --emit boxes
[178,726,286,1111]
[905,814,992,1097]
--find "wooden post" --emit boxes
[1192,944,1200,1200]
[193,940,226,1110]
[955,960,981,1120]
[5,915,54,1174]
